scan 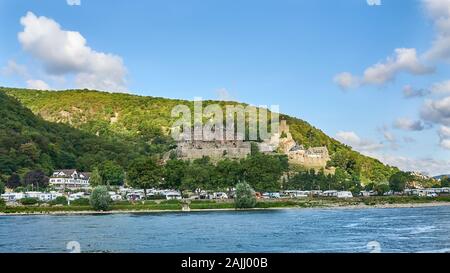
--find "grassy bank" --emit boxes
[1,196,450,214]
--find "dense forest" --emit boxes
[0,87,400,186]
[0,91,172,181]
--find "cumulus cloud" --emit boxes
[1,60,29,78]
[333,49,433,89]
[26,79,50,90]
[335,131,384,153]
[439,125,450,149]
[67,0,81,6]
[363,48,433,85]
[394,118,429,131]
[403,85,430,98]
[18,12,127,92]
[1,60,52,90]
[430,79,450,95]
[421,96,450,126]
[370,153,450,176]
[423,0,450,62]
[333,72,360,90]
[335,130,450,175]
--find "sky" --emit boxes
[0,0,450,176]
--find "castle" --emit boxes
[258,120,330,168]
[175,129,251,160]
[174,120,330,168]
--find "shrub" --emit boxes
[14,187,25,193]
[71,198,90,206]
[20,198,39,206]
[0,198,5,208]
[234,182,257,209]
[146,194,166,200]
[49,196,67,206]
[90,186,112,211]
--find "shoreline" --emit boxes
[2,201,450,216]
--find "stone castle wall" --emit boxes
[176,140,251,160]
[174,120,330,169]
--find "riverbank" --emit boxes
[2,196,450,216]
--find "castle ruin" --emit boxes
[174,120,330,168]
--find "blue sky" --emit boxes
[1,0,450,175]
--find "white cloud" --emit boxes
[383,130,396,143]
[335,131,384,153]
[363,48,433,85]
[336,130,450,175]
[403,85,430,98]
[441,139,450,149]
[439,125,450,138]
[26,79,50,90]
[334,48,433,89]
[430,79,450,95]
[333,72,360,90]
[1,60,29,78]
[370,153,450,176]
[439,125,450,149]
[18,12,127,92]
[367,0,382,6]
[394,118,428,131]
[421,96,450,127]
[67,0,81,6]
[423,0,450,61]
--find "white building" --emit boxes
[49,169,91,190]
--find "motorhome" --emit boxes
[337,191,353,199]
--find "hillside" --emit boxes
[0,91,163,178]
[0,87,399,184]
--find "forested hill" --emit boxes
[0,87,398,183]
[0,91,163,177]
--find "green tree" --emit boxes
[389,172,411,192]
[216,159,243,190]
[164,159,187,192]
[0,181,5,194]
[234,182,257,209]
[98,161,124,186]
[90,186,112,211]
[441,176,450,188]
[127,157,164,197]
[6,173,21,189]
[89,167,103,187]
[374,183,390,196]
[23,170,49,190]
[241,153,288,192]
[182,157,216,191]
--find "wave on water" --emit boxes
[416,248,450,253]
[410,225,438,235]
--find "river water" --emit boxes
[1,206,450,253]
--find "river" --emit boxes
[1,206,450,253]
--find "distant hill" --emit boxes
[434,175,450,180]
[0,87,399,184]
